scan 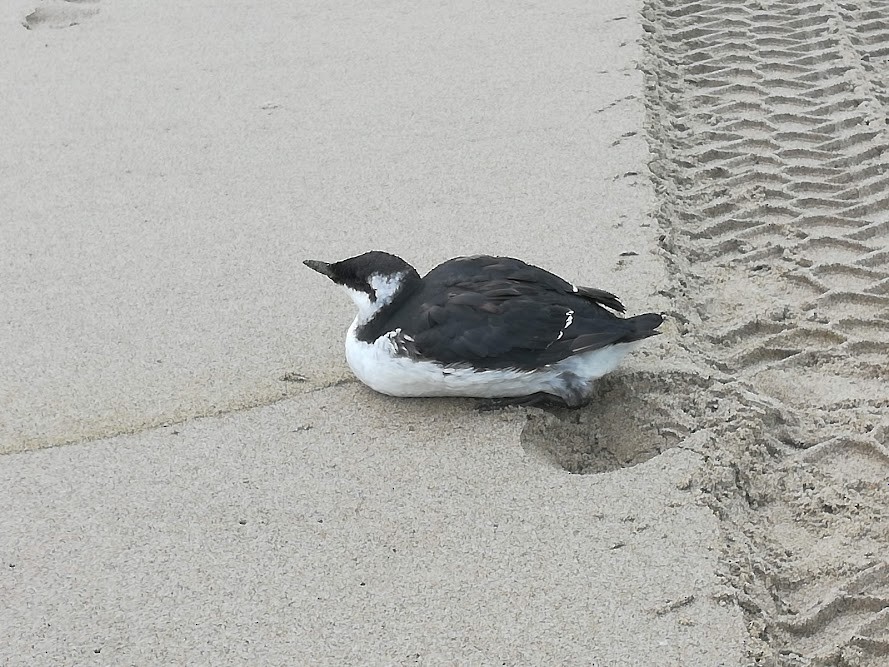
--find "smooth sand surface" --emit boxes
[2,387,741,664]
[22,0,889,664]
[2,0,663,453]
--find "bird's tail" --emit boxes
[625,313,664,341]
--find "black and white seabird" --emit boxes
[304,252,663,408]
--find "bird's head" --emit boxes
[303,251,421,325]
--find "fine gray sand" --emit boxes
[2,0,888,665]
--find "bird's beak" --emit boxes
[303,259,334,279]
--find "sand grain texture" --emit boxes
[639,0,889,663]
[1,388,740,665]
[6,0,887,664]
[1,0,746,665]
[1,0,661,454]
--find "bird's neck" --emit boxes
[353,272,421,343]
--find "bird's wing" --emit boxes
[423,255,626,312]
[406,276,633,370]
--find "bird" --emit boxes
[303,251,663,408]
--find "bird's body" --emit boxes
[304,252,663,408]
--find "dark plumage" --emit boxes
[353,254,663,371]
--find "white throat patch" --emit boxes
[343,271,406,325]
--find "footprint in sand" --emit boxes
[23,0,99,30]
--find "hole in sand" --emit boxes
[521,371,707,474]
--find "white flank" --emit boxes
[344,317,640,403]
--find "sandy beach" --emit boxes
[2,0,888,664]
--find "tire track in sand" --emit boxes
[640,0,889,664]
